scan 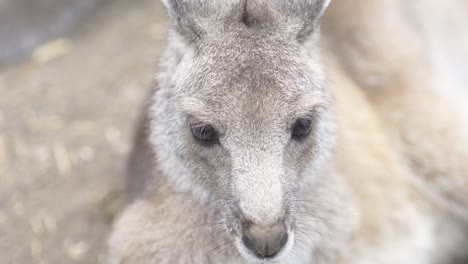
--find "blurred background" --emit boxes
[0,0,168,263]
[1,0,468,264]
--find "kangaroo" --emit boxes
[323,0,468,220]
[109,0,468,263]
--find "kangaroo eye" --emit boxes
[191,124,218,144]
[292,118,312,139]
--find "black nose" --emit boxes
[241,220,288,259]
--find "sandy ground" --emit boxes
[0,0,168,263]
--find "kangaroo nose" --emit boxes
[241,220,288,259]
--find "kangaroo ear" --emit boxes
[160,0,206,43]
[272,0,332,42]
[292,0,332,42]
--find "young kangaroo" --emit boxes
[109,0,468,263]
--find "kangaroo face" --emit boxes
[151,0,333,261]
[178,36,333,260]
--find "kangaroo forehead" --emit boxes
[191,39,320,95]
[179,78,326,128]
[199,33,300,66]
[180,35,325,119]
[185,68,316,116]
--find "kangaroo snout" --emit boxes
[241,219,289,259]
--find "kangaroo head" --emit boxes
[151,0,334,261]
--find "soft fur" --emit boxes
[109,0,468,263]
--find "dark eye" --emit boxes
[292,118,312,139]
[191,124,218,144]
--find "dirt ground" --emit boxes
[0,0,168,263]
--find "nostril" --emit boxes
[241,223,289,259]
[241,234,256,254]
[279,232,288,249]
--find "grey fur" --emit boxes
[109,0,468,263]
[120,0,340,262]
